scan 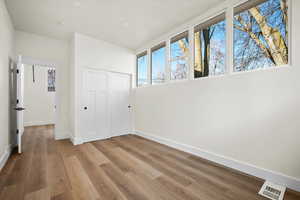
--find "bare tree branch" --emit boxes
[249,6,288,65]
[234,24,247,32]
[234,14,275,64]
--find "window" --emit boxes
[194,13,226,78]
[170,31,189,80]
[48,68,56,92]
[151,43,166,84]
[137,52,148,86]
[234,0,289,72]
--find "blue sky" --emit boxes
[137,55,147,85]
[152,47,166,83]
[137,47,166,85]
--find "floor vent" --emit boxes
[259,181,286,200]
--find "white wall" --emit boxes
[24,65,55,126]
[15,31,70,139]
[0,0,14,169]
[74,33,136,74]
[70,35,76,141]
[70,33,135,143]
[134,0,300,189]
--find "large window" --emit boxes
[170,31,189,80]
[136,0,290,87]
[194,13,226,78]
[234,0,289,72]
[137,52,148,86]
[151,43,166,84]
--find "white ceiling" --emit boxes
[6,0,223,50]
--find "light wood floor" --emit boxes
[0,126,299,200]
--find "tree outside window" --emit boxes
[194,13,226,78]
[234,0,288,71]
[170,32,189,80]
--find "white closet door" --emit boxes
[82,70,110,142]
[109,73,132,136]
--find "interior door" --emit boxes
[109,73,132,136]
[15,56,25,153]
[9,59,17,150]
[82,70,110,142]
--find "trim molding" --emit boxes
[134,130,300,192]
[81,136,109,144]
[111,131,131,138]
[55,131,70,140]
[0,145,12,172]
[24,121,54,127]
[71,131,132,146]
[70,136,83,145]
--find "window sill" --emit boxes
[230,64,292,76]
[135,65,293,89]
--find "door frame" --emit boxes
[16,55,59,139]
[79,66,133,143]
[16,55,25,153]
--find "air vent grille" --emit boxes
[259,181,286,200]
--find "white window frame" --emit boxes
[193,10,227,79]
[136,51,149,87]
[150,42,167,85]
[169,30,190,83]
[134,0,292,88]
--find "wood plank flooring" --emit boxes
[0,125,299,200]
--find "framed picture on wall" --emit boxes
[48,68,55,92]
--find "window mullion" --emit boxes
[226,5,234,75]
[188,27,194,80]
[165,39,171,82]
[288,0,292,66]
[147,48,151,85]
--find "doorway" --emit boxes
[23,64,56,128]
[9,55,58,153]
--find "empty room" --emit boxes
[0,0,299,199]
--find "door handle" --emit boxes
[14,107,25,111]
[84,107,88,110]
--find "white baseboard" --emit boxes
[71,131,132,146]
[111,131,131,138]
[70,136,83,145]
[134,130,300,192]
[81,136,109,144]
[24,121,54,127]
[0,145,12,172]
[55,131,70,140]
